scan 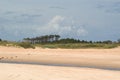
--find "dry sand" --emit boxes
[0,46,120,80]
[0,63,120,80]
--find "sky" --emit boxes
[0,0,120,41]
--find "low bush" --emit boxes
[18,42,35,49]
[36,43,118,49]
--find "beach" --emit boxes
[0,46,120,80]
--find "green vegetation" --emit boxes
[0,40,17,46]
[35,43,119,49]
[24,35,60,44]
[0,36,120,49]
[0,40,35,49]
[0,38,2,42]
[118,39,120,43]
[18,42,35,49]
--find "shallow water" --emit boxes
[0,61,120,71]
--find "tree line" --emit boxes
[0,35,120,44]
[23,34,120,44]
[23,35,60,44]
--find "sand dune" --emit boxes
[0,46,120,80]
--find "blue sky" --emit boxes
[0,0,120,41]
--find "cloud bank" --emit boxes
[0,14,88,40]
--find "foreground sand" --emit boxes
[0,63,120,80]
[0,46,120,80]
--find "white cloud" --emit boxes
[47,15,64,30]
[37,15,88,39]
[77,27,88,36]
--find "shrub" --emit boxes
[18,42,35,49]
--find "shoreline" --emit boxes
[1,61,120,71]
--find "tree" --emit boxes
[103,40,112,44]
[118,39,120,43]
[89,41,92,43]
[0,38,2,41]
[55,35,60,41]
[49,35,55,42]
[44,35,49,42]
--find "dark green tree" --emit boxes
[55,35,60,41]
[0,38,2,41]
[118,39,120,43]
[103,40,112,44]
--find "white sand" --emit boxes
[0,46,120,80]
[0,63,120,80]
